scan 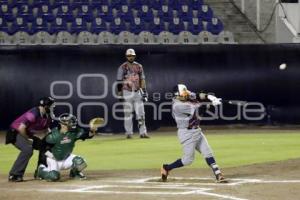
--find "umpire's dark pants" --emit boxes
[9,134,33,177]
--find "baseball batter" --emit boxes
[6,97,54,182]
[117,48,149,139]
[160,84,227,183]
[36,113,99,181]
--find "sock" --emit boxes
[164,159,184,171]
[205,157,221,176]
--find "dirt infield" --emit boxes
[1,159,300,200]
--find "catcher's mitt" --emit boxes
[89,117,105,131]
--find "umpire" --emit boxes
[117,48,150,139]
[5,97,54,182]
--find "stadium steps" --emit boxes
[205,0,265,43]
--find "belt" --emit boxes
[187,126,200,130]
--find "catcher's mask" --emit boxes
[173,84,191,101]
[39,97,55,114]
[58,113,77,129]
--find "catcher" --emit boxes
[36,113,103,181]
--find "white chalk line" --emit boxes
[2,177,300,200]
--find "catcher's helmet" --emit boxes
[58,113,77,129]
[39,97,55,107]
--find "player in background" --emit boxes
[5,97,55,182]
[160,84,227,183]
[36,114,101,181]
[116,48,149,139]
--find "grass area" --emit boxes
[0,131,300,174]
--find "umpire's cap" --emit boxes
[39,97,55,107]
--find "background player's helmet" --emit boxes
[125,48,136,56]
[39,97,55,113]
[173,84,191,101]
[58,113,77,129]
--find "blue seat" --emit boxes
[52,0,71,8]
[10,17,30,34]
[10,0,32,8]
[36,4,55,22]
[91,17,107,34]
[150,0,162,10]
[110,17,126,34]
[70,18,88,34]
[116,5,133,23]
[0,4,14,22]
[16,5,35,22]
[72,0,90,9]
[197,4,213,21]
[187,17,203,34]
[31,0,52,8]
[157,5,173,23]
[98,5,114,23]
[111,0,124,10]
[177,4,193,22]
[206,17,223,35]
[77,4,94,22]
[149,17,164,35]
[56,4,74,22]
[132,0,152,9]
[137,5,153,23]
[191,0,203,10]
[91,0,109,9]
[0,17,9,33]
[49,17,68,34]
[29,17,49,34]
[168,17,184,34]
[129,17,146,34]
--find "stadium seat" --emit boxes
[137,31,156,44]
[177,4,194,22]
[169,0,189,11]
[55,31,75,44]
[129,17,146,35]
[217,31,236,44]
[150,0,162,10]
[149,17,165,35]
[72,0,91,9]
[111,0,122,10]
[137,5,154,23]
[132,0,152,10]
[158,31,176,44]
[206,17,224,35]
[157,5,173,23]
[91,17,107,34]
[187,18,203,35]
[32,31,54,45]
[52,0,71,8]
[96,31,115,44]
[168,17,185,35]
[0,17,10,33]
[15,4,35,22]
[191,0,203,11]
[91,0,109,10]
[0,31,12,45]
[70,18,88,34]
[110,17,126,34]
[35,4,55,22]
[12,31,32,45]
[177,31,197,44]
[0,4,14,22]
[98,5,114,23]
[197,4,213,22]
[117,5,133,23]
[77,4,94,22]
[116,31,136,44]
[49,17,68,34]
[10,17,29,35]
[31,0,52,8]
[30,17,49,35]
[56,4,74,22]
[198,31,217,44]
[76,31,96,45]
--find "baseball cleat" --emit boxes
[126,134,133,139]
[216,173,228,183]
[140,134,150,139]
[160,164,169,182]
[69,169,86,180]
[8,175,23,182]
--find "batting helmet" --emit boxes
[173,84,192,101]
[58,113,77,129]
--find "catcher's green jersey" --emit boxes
[46,127,86,161]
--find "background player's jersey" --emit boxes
[117,61,145,91]
[10,107,51,137]
[172,98,201,129]
[46,127,88,161]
